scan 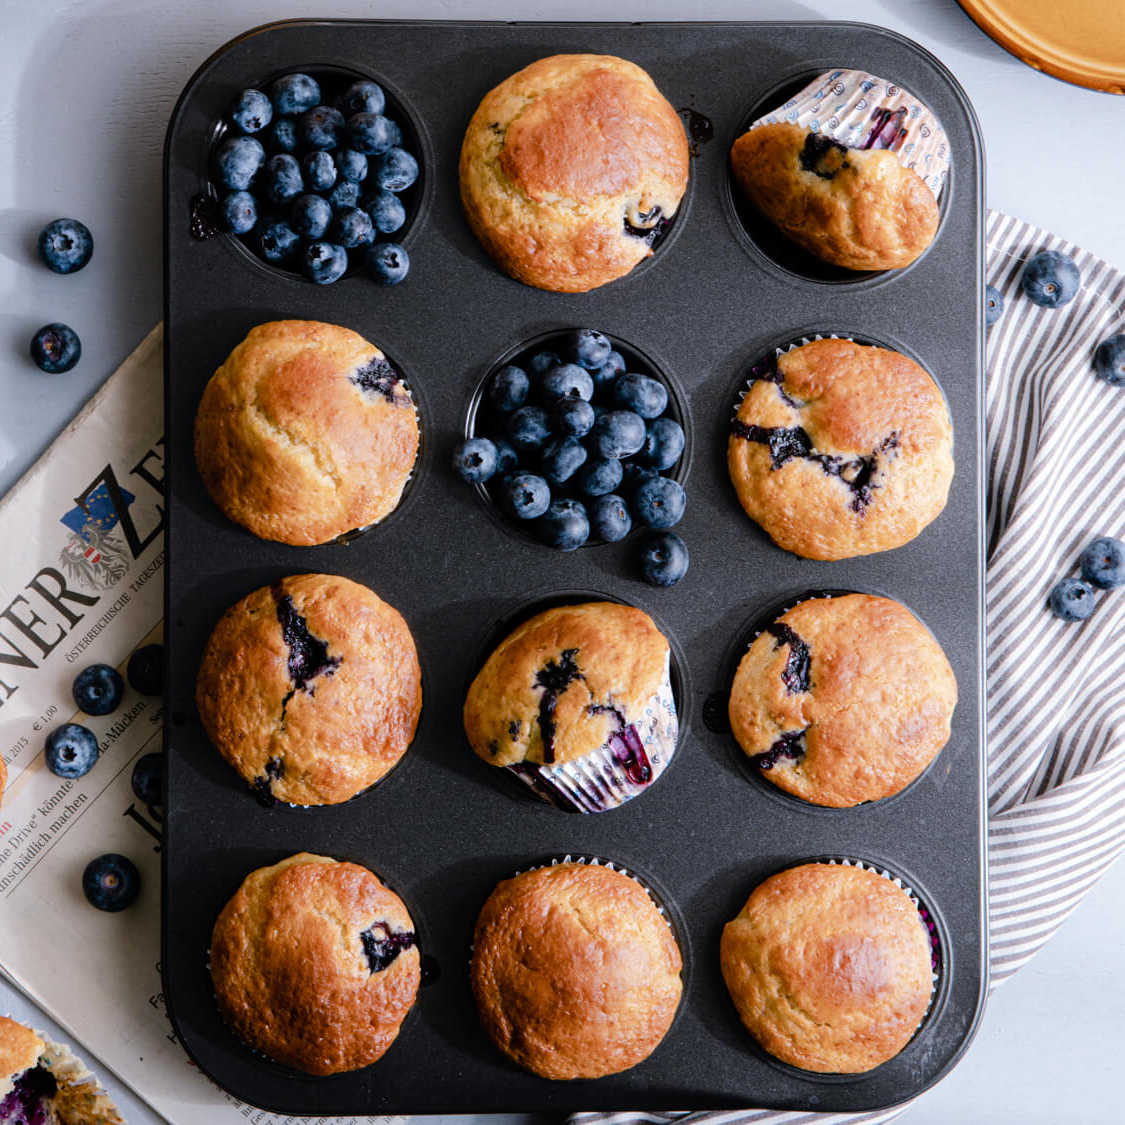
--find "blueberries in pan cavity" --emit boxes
[127,643,164,696]
[330,208,375,250]
[366,242,410,285]
[38,218,93,274]
[290,193,332,239]
[73,663,124,715]
[303,241,348,285]
[985,285,1004,327]
[502,473,550,520]
[552,398,595,437]
[620,462,658,495]
[567,328,612,370]
[269,72,321,116]
[131,753,164,806]
[632,476,685,529]
[540,436,588,486]
[1048,577,1095,622]
[613,373,667,419]
[589,494,631,542]
[365,189,406,234]
[638,530,690,586]
[1093,334,1125,387]
[592,410,646,460]
[45,724,99,779]
[83,854,140,912]
[333,148,368,183]
[1021,250,1081,309]
[229,88,272,134]
[591,349,626,393]
[30,323,81,374]
[492,438,519,474]
[542,363,594,404]
[536,499,590,551]
[1080,537,1125,589]
[489,365,530,413]
[216,135,265,191]
[638,417,685,470]
[349,112,400,155]
[220,191,257,234]
[507,405,551,451]
[301,149,337,192]
[261,154,303,205]
[267,117,298,153]
[258,217,300,264]
[326,179,361,212]
[339,79,385,118]
[371,147,418,192]
[528,350,561,377]
[577,457,623,497]
[452,437,499,484]
[299,105,345,150]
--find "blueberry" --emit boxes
[82,854,140,912]
[364,189,406,234]
[620,462,659,496]
[493,437,519,474]
[73,663,124,715]
[268,73,320,116]
[371,147,419,192]
[257,217,300,264]
[131,752,163,806]
[1048,577,1095,621]
[536,499,589,551]
[348,113,400,155]
[633,476,686,529]
[488,365,530,413]
[1093,334,1125,387]
[638,530,690,586]
[567,328,612,370]
[261,154,303,205]
[589,493,632,541]
[302,241,348,285]
[220,191,257,234]
[1079,536,1125,589]
[126,643,163,696]
[553,398,595,437]
[333,148,368,183]
[453,437,498,484]
[592,410,646,459]
[326,180,360,212]
[366,241,410,285]
[215,135,265,190]
[299,105,345,150]
[542,364,594,404]
[339,80,385,118]
[229,88,272,134]
[502,472,550,519]
[577,457,623,497]
[266,117,298,153]
[301,149,337,192]
[38,218,93,274]
[985,285,1004,327]
[591,350,626,391]
[528,350,561,377]
[30,323,81,374]
[506,405,551,451]
[612,373,668,419]
[290,193,332,239]
[330,207,375,249]
[44,724,99,779]
[541,436,588,486]
[1021,250,1081,308]
[638,417,686,470]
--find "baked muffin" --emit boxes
[720,863,933,1073]
[463,602,677,812]
[731,123,939,270]
[210,853,420,1076]
[196,573,421,807]
[471,862,682,1078]
[729,594,957,807]
[194,320,419,545]
[727,337,953,559]
[459,54,689,292]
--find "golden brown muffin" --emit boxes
[210,853,420,1076]
[731,123,939,271]
[196,573,421,807]
[471,862,682,1078]
[194,320,419,546]
[459,54,689,293]
[727,337,953,560]
[729,594,957,806]
[720,863,933,1073]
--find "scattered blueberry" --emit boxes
[326,180,360,212]
[215,135,265,190]
[37,218,93,274]
[568,328,612,370]
[593,410,646,459]
[266,117,298,153]
[613,373,668,419]
[589,494,632,542]
[528,350,561,377]
[44,724,99,779]
[371,147,418,192]
[542,363,594,404]
[30,323,81,374]
[269,73,321,116]
[131,752,163,806]
[82,854,140,912]
[506,405,551,451]
[126,643,164,696]
[301,149,337,192]
[302,241,348,284]
[453,437,498,484]
[493,438,519,474]
[633,476,686,529]
[985,285,1004,327]
[299,105,345,150]
[330,207,375,249]
[290,193,332,238]
[349,113,400,155]
[1093,334,1125,387]
[220,191,257,234]
[230,88,272,134]
[578,457,624,498]
[591,350,626,390]
[261,154,303,205]
[553,398,595,437]
[339,79,385,117]
[638,530,690,586]
[536,499,589,551]
[621,462,659,495]
[488,365,530,413]
[1048,576,1095,621]
[73,663,124,715]
[502,472,550,519]
[1080,536,1125,589]
[366,241,409,285]
[1021,250,1081,309]
[541,436,588,486]
[333,148,368,183]
[365,189,406,234]
[258,216,301,264]
[638,417,686,470]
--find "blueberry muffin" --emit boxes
[196,573,421,807]
[731,123,939,270]
[210,853,420,1075]
[729,594,956,807]
[459,55,689,292]
[463,602,677,812]
[194,320,419,545]
[471,862,682,1078]
[727,338,953,560]
[720,863,933,1073]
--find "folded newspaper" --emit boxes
[0,326,400,1125]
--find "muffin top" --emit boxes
[471,862,682,1079]
[720,863,933,1073]
[729,594,957,806]
[730,122,939,271]
[727,337,953,560]
[0,1017,42,1095]
[464,601,670,768]
[210,853,420,1076]
[196,573,421,807]
[194,320,419,546]
[459,54,689,292]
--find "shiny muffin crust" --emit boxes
[720,863,933,1074]
[210,853,420,1076]
[196,573,421,807]
[730,122,940,271]
[729,594,957,807]
[727,337,954,560]
[471,862,682,1079]
[459,54,689,293]
[194,319,419,546]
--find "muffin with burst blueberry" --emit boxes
[459,55,689,292]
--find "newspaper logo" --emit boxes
[59,482,133,590]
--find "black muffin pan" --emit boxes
[163,19,986,1115]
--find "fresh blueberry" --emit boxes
[82,854,140,912]
[1048,577,1096,621]
[290,193,332,238]
[612,373,668,419]
[506,405,551,451]
[302,241,348,284]
[638,530,690,587]
[73,663,124,715]
[326,180,360,212]
[365,242,410,285]
[266,117,298,153]
[30,323,81,374]
[257,216,300,264]
[339,79,385,117]
[301,149,337,192]
[589,494,632,541]
[985,285,1004,327]
[333,148,368,183]
[591,350,626,391]
[1093,334,1125,387]
[268,73,321,116]
[348,113,400,155]
[638,417,686,470]
[592,410,646,459]
[620,462,659,495]
[541,436,588,486]
[542,364,594,404]
[488,365,530,413]
[528,350,561,377]
[553,398,596,437]
[567,328,612,370]
[330,207,375,249]
[220,191,257,234]
[261,154,303,205]
[577,457,623,497]
[126,643,163,696]
[229,88,272,133]
[632,476,686,529]
[364,189,406,234]
[502,472,550,519]
[299,105,345,150]
[492,437,519,474]
[37,218,93,274]
[371,147,419,192]
[215,135,265,190]
[536,499,589,550]
[453,437,498,484]
[131,752,163,806]
[1021,250,1081,309]
[44,724,99,779]
[1079,536,1125,589]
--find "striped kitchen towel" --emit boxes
[573,210,1125,1125]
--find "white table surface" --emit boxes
[2,1,1123,1122]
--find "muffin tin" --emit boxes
[163,19,986,1115]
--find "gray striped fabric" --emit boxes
[573,211,1125,1125]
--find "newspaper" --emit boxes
[0,327,400,1125]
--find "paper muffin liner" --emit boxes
[750,69,949,200]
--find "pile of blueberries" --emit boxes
[452,329,690,586]
[211,72,417,285]
[1049,537,1124,622]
